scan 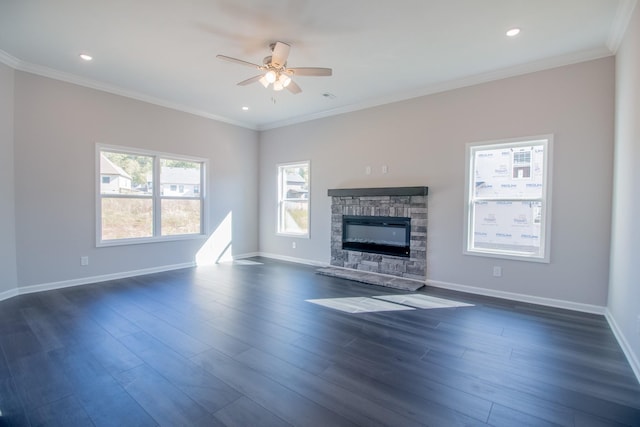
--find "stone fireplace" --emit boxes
[328,186,428,282]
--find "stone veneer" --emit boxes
[329,187,428,281]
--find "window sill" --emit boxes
[97,233,207,248]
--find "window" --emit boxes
[277,161,310,236]
[97,145,206,245]
[464,136,552,262]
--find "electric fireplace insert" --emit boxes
[342,215,411,257]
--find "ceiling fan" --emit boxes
[216,41,332,94]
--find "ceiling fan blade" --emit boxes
[271,42,290,68]
[286,80,302,94]
[237,75,263,86]
[287,67,332,77]
[216,55,262,70]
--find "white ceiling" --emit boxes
[0,0,634,130]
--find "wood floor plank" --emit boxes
[321,362,487,426]
[118,330,242,413]
[234,346,425,427]
[487,403,560,427]
[106,298,212,358]
[423,347,640,426]
[85,334,145,376]
[212,396,293,427]
[0,377,30,426]
[27,395,93,427]
[191,348,359,427]
[114,363,210,426]
[7,351,75,412]
[146,305,253,357]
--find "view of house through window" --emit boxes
[465,136,552,262]
[278,161,310,236]
[98,146,205,244]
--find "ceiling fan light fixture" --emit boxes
[265,70,277,84]
[259,75,270,88]
[279,74,291,88]
[273,80,284,91]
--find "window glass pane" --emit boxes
[101,198,153,240]
[471,200,542,256]
[281,165,309,200]
[160,159,201,198]
[100,151,153,195]
[280,200,309,234]
[277,162,309,235]
[161,199,202,236]
[473,144,544,199]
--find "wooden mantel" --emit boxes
[327,186,428,197]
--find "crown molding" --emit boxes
[0,49,257,130]
[0,49,21,68]
[607,0,638,53]
[258,46,613,131]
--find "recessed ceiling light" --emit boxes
[506,28,521,37]
[242,106,249,111]
[79,53,93,61]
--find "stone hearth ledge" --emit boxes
[317,267,424,291]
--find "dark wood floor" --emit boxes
[0,257,639,426]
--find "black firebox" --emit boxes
[342,215,411,257]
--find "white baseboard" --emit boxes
[0,287,19,302]
[15,262,196,297]
[1,252,264,302]
[605,309,640,384]
[258,252,329,267]
[233,252,261,260]
[427,279,606,315]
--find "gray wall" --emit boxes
[259,57,615,307]
[0,62,17,295]
[13,72,259,287]
[609,4,640,372]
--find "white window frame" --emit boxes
[464,135,553,263]
[277,160,310,237]
[96,143,207,247]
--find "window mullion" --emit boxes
[153,156,161,237]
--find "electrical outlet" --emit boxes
[365,166,371,175]
[382,165,388,174]
[80,256,89,266]
[292,242,296,249]
[493,266,502,277]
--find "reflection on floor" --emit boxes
[306,294,474,313]
[373,294,474,309]
[230,260,264,266]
